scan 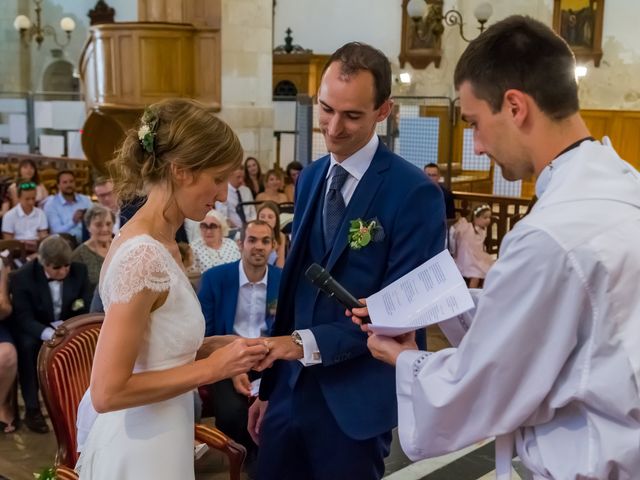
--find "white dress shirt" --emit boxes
[297,133,378,366]
[217,184,256,228]
[395,140,640,479]
[40,275,64,341]
[1,204,48,240]
[233,261,268,338]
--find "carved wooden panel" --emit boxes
[138,0,221,28]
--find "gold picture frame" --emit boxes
[552,0,604,67]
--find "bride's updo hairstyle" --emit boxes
[110,98,243,203]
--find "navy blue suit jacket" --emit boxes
[198,261,282,337]
[260,140,446,440]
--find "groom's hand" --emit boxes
[253,336,303,371]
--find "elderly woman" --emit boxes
[71,205,114,294]
[190,209,240,273]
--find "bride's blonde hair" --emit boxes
[110,98,243,203]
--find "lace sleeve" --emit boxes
[101,241,174,308]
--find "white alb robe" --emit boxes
[396,140,640,479]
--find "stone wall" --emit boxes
[274,0,640,110]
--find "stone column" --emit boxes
[218,0,274,169]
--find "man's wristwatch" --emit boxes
[291,331,303,347]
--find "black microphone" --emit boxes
[305,263,370,324]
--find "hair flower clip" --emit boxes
[138,108,159,154]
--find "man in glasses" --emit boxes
[9,235,91,433]
[93,178,121,235]
[198,220,282,474]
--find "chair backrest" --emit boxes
[38,313,104,468]
[0,239,26,267]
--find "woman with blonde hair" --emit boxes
[190,209,241,273]
[75,99,268,479]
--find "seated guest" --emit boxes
[2,181,49,252]
[424,163,455,220]
[0,263,16,433]
[9,235,91,433]
[7,159,48,208]
[255,169,288,204]
[256,201,287,268]
[216,168,256,231]
[198,220,281,469]
[71,205,114,295]
[244,156,265,199]
[283,161,303,203]
[93,178,121,235]
[43,170,92,243]
[190,210,240,273]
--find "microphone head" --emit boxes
[305,263,331,288]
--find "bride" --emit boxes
[76,99,268,479]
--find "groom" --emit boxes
[248,42,446,479]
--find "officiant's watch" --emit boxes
[291,331,303,347]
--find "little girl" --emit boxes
[452,204,495,288]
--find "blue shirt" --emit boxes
[43,192,93,242]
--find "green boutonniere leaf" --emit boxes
[347,218,378,250]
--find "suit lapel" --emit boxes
[35,263,55,324]
[225,265,240,334]
[265,267,278,332]
[325,145,391,272]
[291,159,329,256]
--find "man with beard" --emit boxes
[198,220,282,472]
[43,170,92,243]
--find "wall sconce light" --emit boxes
[398,72,413,84]
[406,0,493,43]
[13,0,76,49]
[575,65,588,79]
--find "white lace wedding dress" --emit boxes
[75,234,205,479]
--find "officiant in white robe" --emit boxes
[352,16,640,480]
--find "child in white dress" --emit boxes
[452,204,495,288]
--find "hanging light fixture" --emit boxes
[14,0,76,49]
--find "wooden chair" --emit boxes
[0,239,26,267]
[38,313,246,479]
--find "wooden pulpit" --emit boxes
[79,21,220,174]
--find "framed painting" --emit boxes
[553,0,604,66]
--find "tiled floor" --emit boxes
[0,407,524,480]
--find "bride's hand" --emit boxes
[203,338,268,384]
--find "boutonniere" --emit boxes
[267,299,278,318]
[348,218,384,250]
[71,298,85,312]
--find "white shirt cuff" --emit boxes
[41,327,56,342]
[296,329,322,366]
